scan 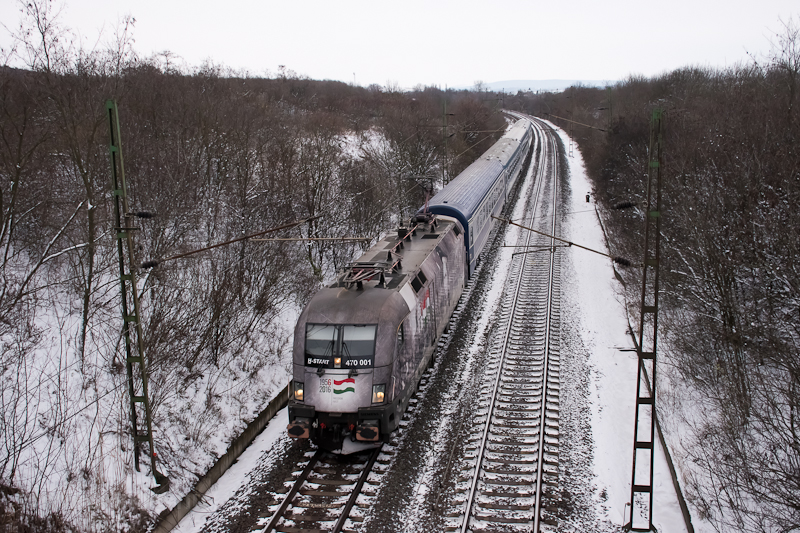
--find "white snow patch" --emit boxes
[172,407,290,533]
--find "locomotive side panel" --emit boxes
[387,219,464,434]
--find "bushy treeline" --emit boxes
[508,20,800,533]
[0,2,506,530]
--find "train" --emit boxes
[286,117,533,451]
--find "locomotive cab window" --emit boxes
[341,325,376,358]
[305,324,376,369]
[410,271,428,293]
[305,325,338,359]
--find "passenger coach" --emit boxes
[426,118,532,275]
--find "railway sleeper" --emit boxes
[544,423,560,434]
[472,513,533,524]
[503,356,545,365]
[480,488,534,497]
[476,501,534,510]
[489,431,541,442]
[498,385,545,394]
[469,527,534,533]
[542,463,559,475]
[299,488,347,497]
[501,375,545,384]
[489,420,543,429]
[494,401,542,410]
[285,510,338,521]
[312,467,348,475]
[542,454,559,466]
[305,478,356,486]
[500,370,544,379]
[480,476,535,486]
[481,465,538,475]
[483,455,539,465]
[499,371,544,382]
[487,441,540,451]
[496,392,542,402]
[485,451,540,462]
[292,501,342,509]
[506,348,544,357]
[502,371,545,381]
[486,444,539,454]
[492,412,542,421]
[486,428,542,439]
[541,477,559,488]
[501,368,544,377]
[541,503,560,514]
[497,390,543,399]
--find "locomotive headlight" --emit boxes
[293,381,304,402]
[334,357,342,368]
[372,384,386,404]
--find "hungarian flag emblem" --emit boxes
[333,378,355,394]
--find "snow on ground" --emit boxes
[172,407,290,533]
[554,122,691,532]
[169,120,700,533]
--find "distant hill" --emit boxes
[481,79,616,93]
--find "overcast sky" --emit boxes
[1,0,797,88]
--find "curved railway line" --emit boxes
[454,117,563,533]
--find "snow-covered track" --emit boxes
[457,119,562,533]
[263,446,381,533]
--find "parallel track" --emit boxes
[458,118,562,533]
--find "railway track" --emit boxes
[263,446,381,533]
[455,118,563,533]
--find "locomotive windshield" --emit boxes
[305,325,338,357]
[305,324,377,369]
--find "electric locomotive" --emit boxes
[287,214,465,450]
